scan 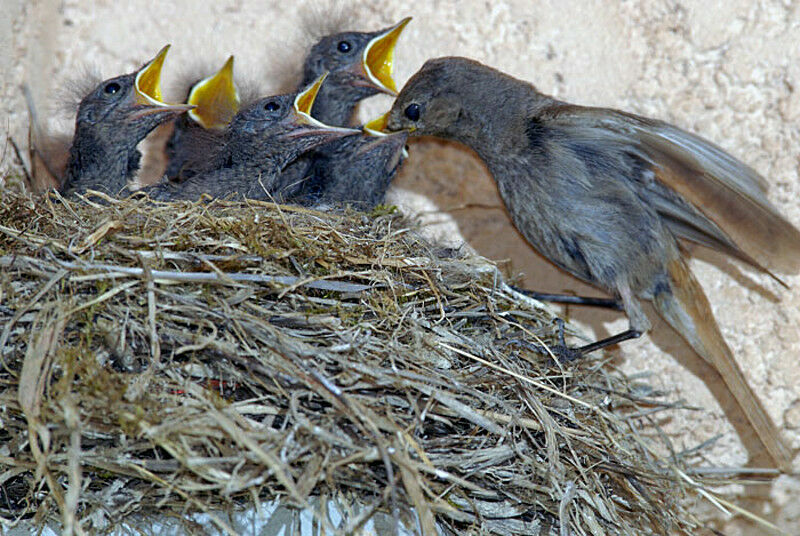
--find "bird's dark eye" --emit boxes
[337,41,352,53]
[404,103,421,122]
[104,82,121,95]
[264,102,280,112]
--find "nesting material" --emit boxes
[0,183,749,535]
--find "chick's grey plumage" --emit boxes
[301,131,408,210]
[284,24,409,209]
[62,72,183,197]
[164,112,209,181]
[387,56,800,469]
[300,30,388,126]
[145,93,358,201]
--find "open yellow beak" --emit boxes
[363,112,390,137]
[187,56,240,130]
[294,72,328,127]
[130,45,195,118]
[363,17,411,96]
[135,45,171,106]
[292,73,362,136]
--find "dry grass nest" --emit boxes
[0,180,758,535]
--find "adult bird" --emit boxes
[164,56,241,182]
[60,45,194,197]
[143,74,360,202]
[385,56,800,470]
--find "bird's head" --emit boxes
[74,45,194,146]
[386,57,529,146]
[303,17,411,97]
[227,73,361,165]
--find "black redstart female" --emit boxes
[386,56,800,470]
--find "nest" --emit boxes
[0,180,750,535]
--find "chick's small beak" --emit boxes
[291,73,361,139]
[364,112,410,158]
[385,111,416,134]
[187,56,240,130]
[362,17,411,95]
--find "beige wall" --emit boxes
[3,1,799,532]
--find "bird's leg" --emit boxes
[507,285,646,362]
[577,329,642,355]
[504,311,644,363]
[508,285,623,310]
[572,284,646,355]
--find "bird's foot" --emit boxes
[503,319,585,364]
[544,343,585,363]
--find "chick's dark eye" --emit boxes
[104,82,121,95]
[337,41,352,53]
[264,102,280,112]
[404,103,421,122]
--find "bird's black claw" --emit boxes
[546,344,585,364]
[502,339,585,364]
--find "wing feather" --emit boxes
[543,105,800,274]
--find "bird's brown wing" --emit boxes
[545,105,800,274]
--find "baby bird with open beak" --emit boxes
[144,74,360,201]
[298,17,411,126]
[280,18,411,204]
[386,56,800,470]
[164,56,240,182]
[61,45,194,197]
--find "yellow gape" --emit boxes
[294,72,328,126]
[187,56,240,130]
[135,45,170,105]
[363,17,411,95]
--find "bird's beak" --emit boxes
[364,112,410,158]
[187,55,240,130]
[362,17,411,96]
[290,73,361,140]
[131,45,195,118]
[363,112,390,136]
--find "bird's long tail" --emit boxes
[653,257,792,470]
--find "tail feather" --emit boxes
[653,258,792,470]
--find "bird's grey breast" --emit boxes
[486,118,677,293]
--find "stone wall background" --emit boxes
[3,0,799,532]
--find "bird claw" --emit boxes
[545,343,585,363]
[502,340,585,364]
[502,319,585,363]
